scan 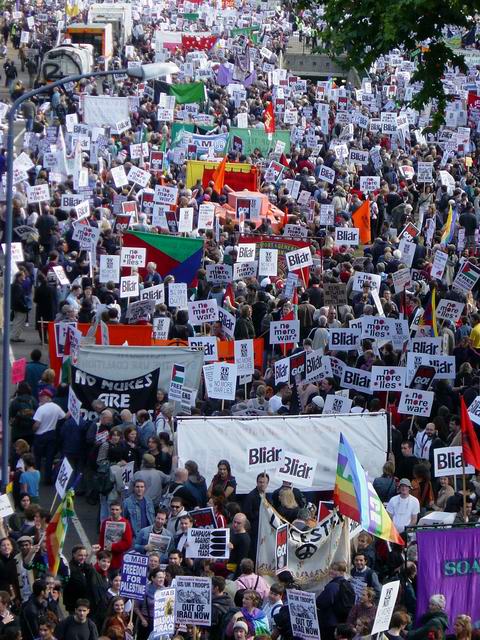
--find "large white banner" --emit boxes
[83,96,130,127]
[257,500,350,592]
[177,413,388,492]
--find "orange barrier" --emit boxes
[152,337,265,369]
[48,322,152,379]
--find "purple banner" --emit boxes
[417,528,480,629]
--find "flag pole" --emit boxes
[461,431,467,522]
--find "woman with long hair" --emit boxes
[227,590,270,638]
[207,460,237,501]
[135,568,166,640]
[123,427,141,470]
[185,460,208,507]
[411,463,435,512]
[102,596,134,639]
[448,615,472,640]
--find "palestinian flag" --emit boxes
[122,231,204,287]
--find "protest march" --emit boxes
[1,0,480,639]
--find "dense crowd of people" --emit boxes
[1,0,480,639]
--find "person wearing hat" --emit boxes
[32,389,66,486]
[233,620,250,640]
[386,479,420,535]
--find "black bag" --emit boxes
[333,579,355,622]
[93,460,114,496]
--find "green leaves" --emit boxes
[299,0,474,128]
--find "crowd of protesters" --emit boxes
[1,0,480,639]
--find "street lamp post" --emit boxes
[1,62,179,487]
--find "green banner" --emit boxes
[228,127,291,156]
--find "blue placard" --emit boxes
[119,552,149,600]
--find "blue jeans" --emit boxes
[33,431,56,484]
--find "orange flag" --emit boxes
[212,156,227,194]
[351,199,371,244]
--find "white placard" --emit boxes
[328,328,361,351]
[287,590,320,640]
[431,250,448,280]
[99,255,120,283]
[186,528,230,559]
[334,227,360,246]
[26,183,50,203]
[371,582,401,634]
[68,387,82,425]
[188,337,218,362]
[434,446,475,477]
[174,576,211,626]
[206,264,232,284]
[258,248,278,276]
[111,165,129,188]
[237,243,256,263]
[121,247,147,268]
[398,389,435,417]
[285,246,313,271]
[141,284,165,303]
[168,283,188,309]
[198,203,215,229]
[120,275,140,299]
[52,265,70,286]
[178,207,194,233]
[234,339,254,376]
[468,396,480,426]
[152,317,170,340]
[269,320,300,345]
[0,495,14,519]
[188,299,218,325]
[209,362,238,400]
[434,298,465,323]
[55,457,74,498]
[370,366,406,391]
[323,394,353,415]
[277,450,318,487]
[128,166,151,188]
[154,184,178,205]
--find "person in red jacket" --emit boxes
[98,501,133,570]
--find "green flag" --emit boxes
[170,82,206,105]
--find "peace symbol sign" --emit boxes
[295,543,317,560]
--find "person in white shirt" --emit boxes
[386,479,420,534]
[32,389,66,485]
[268,383,289,414]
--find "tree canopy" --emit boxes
[302,0,478,128]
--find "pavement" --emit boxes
[0,42,99,556]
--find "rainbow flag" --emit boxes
[334,434,404,545]
[46,490,75,575]
[440,203,457,245]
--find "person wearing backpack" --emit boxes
[316,561,355,640]
[210,576,236,640]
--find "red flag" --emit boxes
[279,153,290,168]
[460,396,480,469]
[263,102,275,134]
[181,34,218,52]
[212,156,227,194]
[224,282,235,308]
